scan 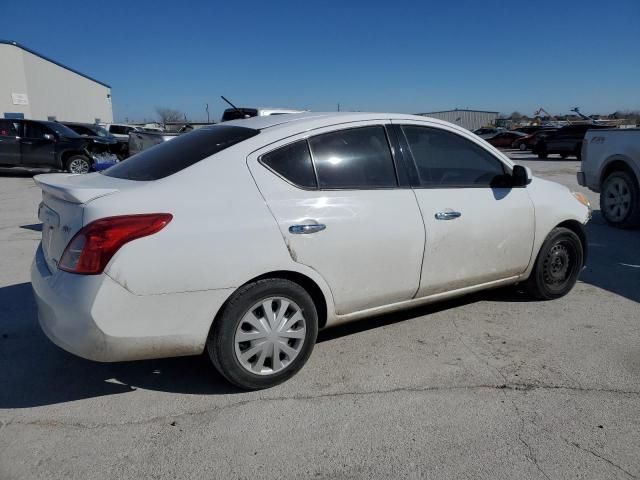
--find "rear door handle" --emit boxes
[289,224,326,234]
[435,211,462,220]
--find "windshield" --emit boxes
[91,125,111,137]
[102,125,259,180]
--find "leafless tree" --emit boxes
[155,107,185,125]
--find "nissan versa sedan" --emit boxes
[31,112,591,390]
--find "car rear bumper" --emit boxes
[31,244,233,362]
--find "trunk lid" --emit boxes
[33,173,133,272]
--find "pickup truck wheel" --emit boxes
[207,278,318,390]
[523,227,583,300]
[66,155,91,174]
[600,171,640,228]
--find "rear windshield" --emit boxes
[102,125,259,180]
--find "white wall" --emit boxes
[0,43,113,123]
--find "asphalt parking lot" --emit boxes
[0,152,639,480]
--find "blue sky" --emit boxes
[2,0,638,122]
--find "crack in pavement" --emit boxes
[561,436,637,479]
[450,317,552,480]
[4,380,638,431]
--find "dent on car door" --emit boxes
[393,122,535,297]
[247,122,425,315]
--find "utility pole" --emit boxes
[337,102,340,112]
[206,103,210,123]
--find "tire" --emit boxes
[519,143,527,151]
[65,155,92,174]
[537,152,548,159]
[600,170,640,229]
[523,227,584,300]
[207,278,318,390]
[560,152,569,159]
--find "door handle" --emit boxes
[289,224,326,234]
[435,211,462,220]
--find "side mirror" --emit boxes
[512,165,531,187]
[43,133,55,141]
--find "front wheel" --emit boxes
[523,227,584,300]
[207,278,318,390]
[66,155,92,174]
[519,143,527,151]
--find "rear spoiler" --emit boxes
[33,174,119,204]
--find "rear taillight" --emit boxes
[58,214,173,275]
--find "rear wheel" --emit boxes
[523,227,583,300]
[600,171,640,228]
[66,155,91,174]
[207,278,318,390]
[519,143,527,151]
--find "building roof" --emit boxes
[0,40,111,89]
[418,109,499,115]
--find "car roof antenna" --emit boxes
[221,96,243,116]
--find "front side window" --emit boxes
[103,125,259,181]
[261,140,317,189]
[109,125,125,135]
[401,126,506,187]
[25,122,53,139]
[308,126,397,189]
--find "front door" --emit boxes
[0,119,22,166]
[20,121,56,167]
[248,122,425,315]
[394,121,535,297]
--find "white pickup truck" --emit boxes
[578,128,640,228]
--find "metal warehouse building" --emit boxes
[0,40,113,123]
[417,109,499,131]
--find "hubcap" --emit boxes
[69,158,90,174]
[234,297,306,375]
[603,178,631,221]
[543,243,571,285]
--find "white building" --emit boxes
[417,109,499,131]
[0,40,113,123]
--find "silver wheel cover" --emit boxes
[234,297,307,375]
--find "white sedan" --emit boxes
[31,112,591,390]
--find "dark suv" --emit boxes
[533,124,608,160]
[0,119,99,173]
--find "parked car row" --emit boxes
[0,118,119,173]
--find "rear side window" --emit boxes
[0,120,20,137]
[401,126,506,187]
[103,125,259,180]
[261,140,317,189]
[308,126,397,189]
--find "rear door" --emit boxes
[0,119,21,166]
[21,121,56,167]
[248,122,425,315]
[394,121,535,296]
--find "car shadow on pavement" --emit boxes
[0,282,241,409]
[580,211,640,303]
